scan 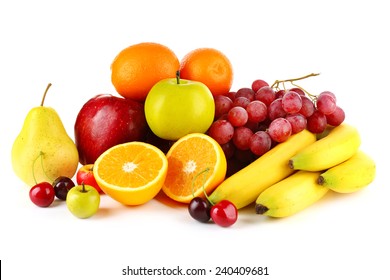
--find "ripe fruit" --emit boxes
[74,94,148,165]
[93,142,168,205]
[52,176,75,200]
[144,73,215,141]
[76,164,103,193]
[66,184,100,219]
[162,133,227,203]
[12,83,79,186]
[179,48,233,96]
[188,197,211,223]
[210,200,238,227]
[268,117,292,143]
[111,42,180,101]
[29,182,55,207]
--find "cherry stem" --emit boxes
[40,83,52,106]
[31,152,43,185]
[176,70,180,85]
[271,73,320,89]
[191,167,214,205]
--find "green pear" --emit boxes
[11,83,79,186]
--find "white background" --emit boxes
[1,0,388,279]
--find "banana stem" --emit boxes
[255,204,269,215]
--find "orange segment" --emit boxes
[162,133,227,203]
[93,142,168,205]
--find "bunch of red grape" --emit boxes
[207,74,345,171]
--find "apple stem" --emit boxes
[40,83,52,106]
[176,70,180,85]
[81,182,87,193]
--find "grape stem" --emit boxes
[271,73,320,89]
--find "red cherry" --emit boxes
[29,182,55,207]
[210,200,238,227]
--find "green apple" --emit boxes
[66,184,100,219]
[144,72,215,140]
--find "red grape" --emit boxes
[319,91,337,102]
[249,131,272,156]
[268,98,286,120]
[268,117,292,142]
[307,110,327,133]
[286,113,307,134]
[232,96,251,108]
[290,87,305,96]
[232,126,253,150]
[255,86,275,106]
[326,106,345,126]
[282,91,302,114]
[207,119,234,145]
[224,91,236,101]
[214,95,233,119]
[236,87,255,101]
[220,141,236,159]
[299,95,315,117]
[275,89,286,99]
[228,106,248,127]
[316,93,336,115]
[246,100,267,123]
[251,79,269,92]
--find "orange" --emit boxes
[179,48,233,96]
[93,142,168,205]
[162,133,227,203]
[111,42,180,102]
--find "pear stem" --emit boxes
[40,83,52,106]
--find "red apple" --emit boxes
[76,164,103,193]
[74,94,148,164]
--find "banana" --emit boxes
[209,129,317,209]
[289,123,361,171]
[255,171,329,218]
[317,150,376,193]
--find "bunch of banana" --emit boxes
[255,123,376,218]
[289,123,361,171]
[209,129,317,209]
[255,171,328,218]
[317,150,376,193]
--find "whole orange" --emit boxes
[179,48,233,96]
[111,42,180,102]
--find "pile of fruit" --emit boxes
[11,42,376,226]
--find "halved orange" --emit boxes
[162,133,227,203]
[93,142,168,205]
